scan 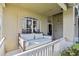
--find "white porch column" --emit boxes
[63,7,75,42]
[0,4,5,40]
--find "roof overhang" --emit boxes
[5,3,74,16]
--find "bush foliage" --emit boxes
[61,43,79,56]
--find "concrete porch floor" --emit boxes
[5,48,23,56]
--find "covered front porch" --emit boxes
[0,3,76,56]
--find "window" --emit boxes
[26,19,32,33]
[22,17,40,33]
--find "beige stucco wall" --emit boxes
[63,7,75,41]
[3,5,48,52]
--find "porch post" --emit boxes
[0,4,5,40]
[63,7,75,42]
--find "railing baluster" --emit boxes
[35,50,38,56]
[36,50,39,56]
[41,47,44,56]
[43,48,45,56]
[51,45,53,56]
[48,46,50,56]
[49,46,51,56]
[47,47,49,56]
[39,51,41,56]
[46,47,48,56]
[45,47,47,56]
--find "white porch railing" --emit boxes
[0,37,5,56]
[14,38,64,56]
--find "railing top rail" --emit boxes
[0,37,5,47]
[14,38,63,56]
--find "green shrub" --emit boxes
[61,43,79,56]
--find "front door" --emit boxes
[48,24,52,35]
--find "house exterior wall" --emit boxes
[3,5,48,52]
[2,4,75,52]
[63,7,75,41]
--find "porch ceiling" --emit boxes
[7,3,63,16]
